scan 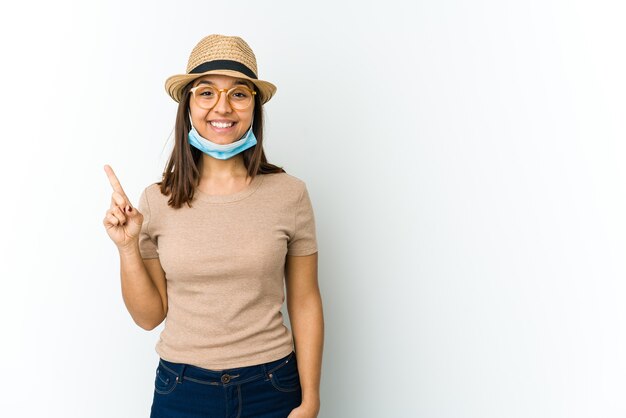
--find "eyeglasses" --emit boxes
[189,84,257,111]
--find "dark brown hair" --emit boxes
[156,80,285,208]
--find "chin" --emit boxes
[201,132,236,143]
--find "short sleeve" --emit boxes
[287,183,318,256]
[137,187,159,259]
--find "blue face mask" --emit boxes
[187,114,257,160]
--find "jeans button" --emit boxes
[221,374,231,383]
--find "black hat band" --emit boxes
[189,60,258,79]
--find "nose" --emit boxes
[212,90,233,114]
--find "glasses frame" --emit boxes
[189,84,257,111]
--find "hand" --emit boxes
[102,164,144,251]
[287,401,320,418]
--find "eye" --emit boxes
[231,88,251,99]
[194,86,216,97]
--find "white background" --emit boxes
[1,1,625,417]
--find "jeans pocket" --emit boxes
[154,362,178,395]
[268,355,301,393]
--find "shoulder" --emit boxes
[261,173,306,189]
[142,182,162,200]
[140,182,170,211]
[260,172,308,195]
[143,182,159,192]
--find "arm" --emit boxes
[119,244,168,331]
[285,251,324,414]
[103,166,167,331]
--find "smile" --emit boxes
[210,121,236,128]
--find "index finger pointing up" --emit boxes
[104,164,130,203]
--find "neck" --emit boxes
[199,153,248,180]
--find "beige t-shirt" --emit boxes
[137,172,318,370]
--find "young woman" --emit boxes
[103,34,323,418]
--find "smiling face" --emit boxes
[188,74,256,145]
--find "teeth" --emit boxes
[210,121,234,128]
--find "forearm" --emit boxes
[119,243,165,330]
[289,292,324,405]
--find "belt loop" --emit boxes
[177,364,187,384]
[262,362,269,380]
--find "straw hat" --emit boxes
[164,34,277,104]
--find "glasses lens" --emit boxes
[228,86,254,110]
[193,86,219,109]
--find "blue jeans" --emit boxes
[150,351,302,418]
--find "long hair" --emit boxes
[157,81,286,208]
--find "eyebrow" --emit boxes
[195,79,253,88]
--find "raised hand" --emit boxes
[102,164,144,251]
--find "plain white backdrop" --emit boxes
[1,0,625,417]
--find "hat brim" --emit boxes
[165,69,276,104]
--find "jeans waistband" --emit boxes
[158,351,295,387]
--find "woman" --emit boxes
[102,34,323,418]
